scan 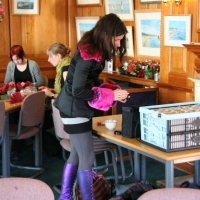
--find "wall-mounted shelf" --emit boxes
[183,44,200,73]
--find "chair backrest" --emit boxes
[51,99,69,139]
[138,188,200,200]
[0,177,54,200]
[21,91,46,126]
[43,75,48,87]
[0,102,6,143]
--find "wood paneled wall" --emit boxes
[0,0,199,104]
[159,0,198,103]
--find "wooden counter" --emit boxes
[99,71,158,87]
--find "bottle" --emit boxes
[154,73,159,81]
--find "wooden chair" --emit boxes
[138,188,200,200]
[0,177,54,200]
[9,91,46,178]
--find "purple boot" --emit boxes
[77,169,94,200]
[59,163,78,200]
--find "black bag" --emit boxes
[122,106,140,138]
[180,181,200,189]
[109,180,154,200]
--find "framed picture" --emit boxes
[12,0,39,15]
[164,15,191,47]
[104,0,134,21]
[75,17,99,42]
[198,0,200,32]
[135,10,161,57]
[76,0,102,7]
[140,0,161,4]
[125,26,134,57]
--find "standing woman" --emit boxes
[4,45,44,87]
[54,13,129,200]
[38,42,71,98]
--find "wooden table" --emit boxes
[92,115,200,188]
[0,99,21,177]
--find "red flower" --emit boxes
[118,64,123,68]
[127,65,134,73]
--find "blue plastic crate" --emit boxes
[139,102,200,152]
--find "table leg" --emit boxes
[2,114,10,177]
[165,160,174,188]
[194,160,200,184]
[134,151,141,180]
[141,155,146,180]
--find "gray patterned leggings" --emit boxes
[67,131,95,171]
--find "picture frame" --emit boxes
[164,15,191,47]
[75,16,99,42]
[76,0,102,7]
[12,0,39,15]
[125,26,134,57]
[135,10,161,58]
[197,0,200,32]
[104,0,134,21]
[139,0,161,4]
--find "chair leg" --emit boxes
[94,147,119,185]
[10,131,45,178]
[117,146,134,183]
[118,146,126,183]
[35,130,42,166]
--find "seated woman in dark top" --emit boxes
[4,44,44,87]
[4,44,44,161]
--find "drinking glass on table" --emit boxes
[32,82,37,92]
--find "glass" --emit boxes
[32,82,37,91]
[7,88,16,97]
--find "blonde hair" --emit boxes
[47,43,71,58]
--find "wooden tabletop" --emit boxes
[0,100,21,112]
[92,115,200,163]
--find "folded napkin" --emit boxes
[25,81,32,87]
[15,81,32,91]
[7,82,16,90]
[0,81,34,95]
[7,92,24,104]
[0,82,16,95]
[0,83,8,94]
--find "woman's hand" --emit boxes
[9,81,15,86]
[113,89,129,103]
[21,82,26,87]
[38,86,51,96]
[38,86,58,98]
